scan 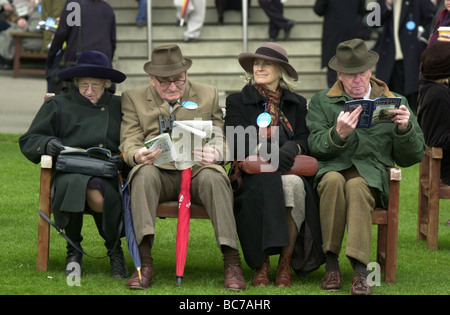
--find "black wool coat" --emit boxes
[314,0,367,69]
[225,85,324,274]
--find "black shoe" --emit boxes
[0,55,12,70]
[184,37,198,43]
[108,244,128,278]
[284,20,295,40]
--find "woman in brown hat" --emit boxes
[20,50,128,279]
[225,42,322,287]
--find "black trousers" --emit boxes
[258,0,289,39]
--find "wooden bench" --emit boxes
[10,31,47,78]
[372,167,401,283]
[418,146,450,250]
[36,155,400,282]
[35,155,209,272]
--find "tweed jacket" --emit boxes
[306,77,425,208]
[120,80,227,179]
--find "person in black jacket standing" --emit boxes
[258,0,294,41]
[314,0,367,87]
[372,0,435,114]
[46,0,117,92]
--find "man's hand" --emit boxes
[134,147,162,165]
[336,105,362,139]
[192,146,220,165]
[389,105,410,131]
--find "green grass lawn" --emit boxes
[0,133,449,296]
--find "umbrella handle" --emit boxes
[137,267,143,285]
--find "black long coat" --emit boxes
[372,0,435,96]
[225,85,324,273]
[314,0,367,69]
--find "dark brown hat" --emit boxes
[144,44,192,77]
[420,41,450,80]
[328,38,379,74]
[238,42,298,80]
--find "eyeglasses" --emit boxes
[155,76,186,88]
[78,82,104,93]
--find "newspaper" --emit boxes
[144,120,213,169]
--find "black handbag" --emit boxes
[56,154,118,178]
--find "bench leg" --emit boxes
[36,167,51,271]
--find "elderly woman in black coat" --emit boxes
[20,51,127,279]
[225,42,319,287]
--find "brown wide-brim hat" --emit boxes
[144,44,192,77]
[420,41,450,80]
[238,42,298,80]
[328,38,379,74]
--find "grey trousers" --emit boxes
[130,164,239,250]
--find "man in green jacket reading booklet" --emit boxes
[306,39,425,295]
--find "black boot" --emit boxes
[107,241,128,278]
[65,213,83,276]
[91,210,128,278]
[65,240,83,277]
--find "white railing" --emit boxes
[145,0,249,59]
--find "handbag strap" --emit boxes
[37,176,124,259]
[37,208,123,259]
[228,159,243,192]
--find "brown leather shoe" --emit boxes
[252,258,270,286]
[275,253,293,287]
[351,274,372,295]
[224,264,246,291]
[126,266,153,290]
[321,270,343,291]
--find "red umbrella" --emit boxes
[179,0,189,26]
[176,167,192,285]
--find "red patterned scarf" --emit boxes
[254,85,293,139]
